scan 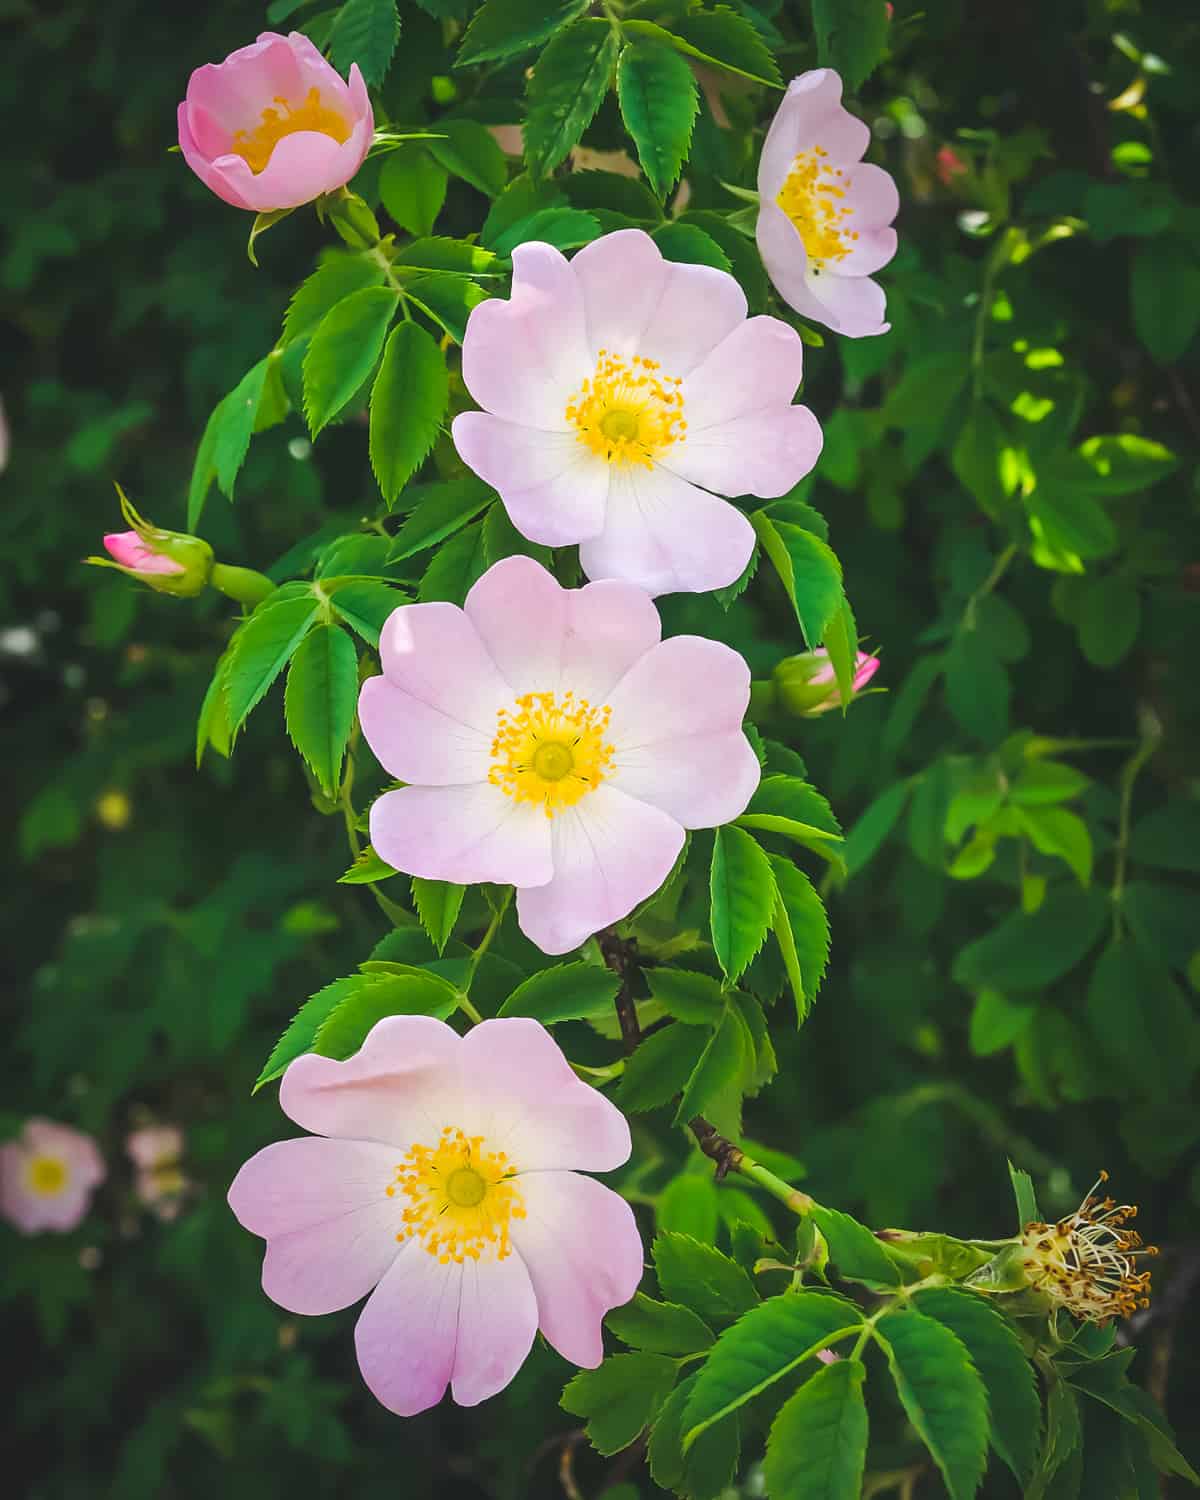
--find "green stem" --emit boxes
[970,239,1006,398]
[462,887,513,1004]
[209,563,275,609]
[962,543,1017,630]
[1111,709,1163,937]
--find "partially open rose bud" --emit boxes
[773,647,880,716]
[88,486,213,597]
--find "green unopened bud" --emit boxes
[773,648,882,718]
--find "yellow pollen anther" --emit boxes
[391,1126,525,1264]
[27,1155,68,1197]
[230,87,351,174]
[489,690,614,818]
[566,350,686,468]
[777,148,857,266]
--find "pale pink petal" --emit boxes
[126,1125,184,1169]
[229,1138,402,1314]
[759,70,867,195]
[511,1172,644,1367]
[665,403,823,498]
[460,242,591,427]
[611,729,760,828]
[756,198,815,315]
[29,1184,94,1233]
[26,1119,106,1187]
[681,316,805,427]
[279,1014,463,1143]
[516,786,685,954]
[830,224,897,277]
[289,32,356,113]
[579,464,755,596]
[355,1241,461,1415]
[376,601,510,729]
[843,162,900,229]
[451,1252,539,1406]
[803,266,890,338]
[463,557,661,703]
[369,783,554,888]
[358,676,492,786]
[458,1019,632,1172]
[451,413,608,545]
[0,1144,43,1234]
[854,653,882,690]
[103,532,184,575]
[570,227,671,357]
[635,258,748,377]
[207,124,368,214]
[185,34,306,133]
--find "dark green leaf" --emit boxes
[283,623,359,797]
[842,782,911,875]
[489,206,601,256]
[710,826,776,984]
[327,0,399,87]
[1131,235,1200,364]
[1077,574,1141,667]
[1129,802,1200,873]
[658,1173,720,1241]
[560,1352,678,1456]
[284,254,387,344]
[764,1359,869,1500]
[769,857,830,1024]
[752,513,844,648]
[1085,937,1200,1098]
[254,976,363,1090]
[675,1005,747,1125]
[388,475,493,559]
[524,19,620,177]
[812,0,890,91]
[616,39,699,200]
[810,1205,901,1286]
[945,631,1011,743]
[188,358,273,526]
[329,580,405,647]
[1027,486,1117,561]
[952,885,1108,992]
[417,519,488,603]
[669,6,782,87]
[618,1025,710,1112]
[1008,1160,1040,1227]
[653,1232,759,1327]
[645,968,727,1025]
[404,273,488,343]
[651,222,732,273]
[313,969,461,1058]
[411,878,465,955]
[457,0,588,67]
[649,1373,741,1500]
[303,285,399,437]
[225,594,322,731]
[681,1290,864,1443]
[369,322,449,505]
[497,961,621,1022]
[424,120,508,197]
[607,1293,715,1356]
[379,148,448,237]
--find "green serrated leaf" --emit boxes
[254,976,364,1090]
[303,285,399,437]
[607,1293,715,1356]
[283,253,387,344]
[188,358,273,527]
[313,968,460,1058]
[665,6,782,87]
[404,273,488,343]
[653,1232,759,1327]
[649,1373,741,1500]
[424,120,508,197]
[327,0,400,87]
[328,580,405,647]
[810,1205,901,1286]
[379,148,448,238]
[283,623,359,797]
[1008,1160,1040,1228]
[617,39,699,200]
[496,961,620,1022]
[196,648,235,767]
[652,221,732,272]
[764,1358,869,1500]
[393,234,500,276]
[369,322,449,505]
[388,475,494,559]
[225,594,322,731]
[524,19,621,177]
[752,512,844,649]
[768,857,831,1024]
[915,1288,1041,1487]
[618,1025,710,1112]
[682,1290,864,1445]
[338,846,400,884]
[560,1352,678,1456]
[876,1309,990,1500]
[490,205,601,256]
[811,0,890,92]
[411,877,465,955]
[675,1004,747,1125]
[457,0,588,67]
[418,519,488,603]
[646,968,727,1025]
[710,826,776,984]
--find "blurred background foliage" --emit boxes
[3,0,1199,1494]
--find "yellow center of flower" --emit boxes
[777,147,859,265]
[489,691,614,818]
[230,88,351,174]
[388,1127,525,1264]
[566,350,686,468]
[27,1155,68,1197]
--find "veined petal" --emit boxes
[376,601,510,728]
[516,786,684,954]
[803,265,890,339]
[354,1241,462,1415]
[369,783,555,888]
[681,316,805,427]
[610,728,761,829]
[451,1252,538,1406]
[511,1172,644,1367]
[358,676,493,786]
[665,403,823,499]
[571,227,671,357]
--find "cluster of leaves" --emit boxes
[4,0,1200,1498]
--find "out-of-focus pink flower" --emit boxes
[452,228,823,596]
[126,1125,185,1170]
[487,124,524,157]
[359,555,761,954]
[229,1015,644,1416]
[774,647,880,716]
[177,32,373,213]
[757,70,899,338]
[937,145,969,187]
[0,1119,106,1234]
[103,532,185,576]
[127,1125,187,1219]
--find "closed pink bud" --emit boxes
[88,486,214,597]
[774,648,881,716]
[103,532,185,577]
[177,31,373,213]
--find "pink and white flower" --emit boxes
[0,1119,106,1234]
[452,228,823,596]
[177,32,373,213]
[358,555,761,954]
[757,70,899,338]
[127,1125,187,1219]
[229,1015,644,1415]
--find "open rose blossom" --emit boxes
[757,70,898,338]
[229,1015,643,1415]
[451,228,823,596]
[1,1118,105,1234]
[177,32,373,212]
[358,555,761,954]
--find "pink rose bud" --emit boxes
[177,32,373,213]
[87,485,213,597]
[0,1118,106,1235]
[773,647,880,716]
[937,145,969,187]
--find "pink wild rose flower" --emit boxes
[451,228,823,596]
[0,1118,106,1234]
[177,31,373,212]
[229,1015,644,1416]
[127,1125,187,1218]
[757,70,899,338]
[358,555,761,954]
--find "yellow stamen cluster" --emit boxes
[1021,1172,1156,1324]
[489,691,614,818]
[388,1126,525,1264]
[26,1155,68,1197]
[777,147,858,266]
[230,88,351,174]
[566,350,686,468]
